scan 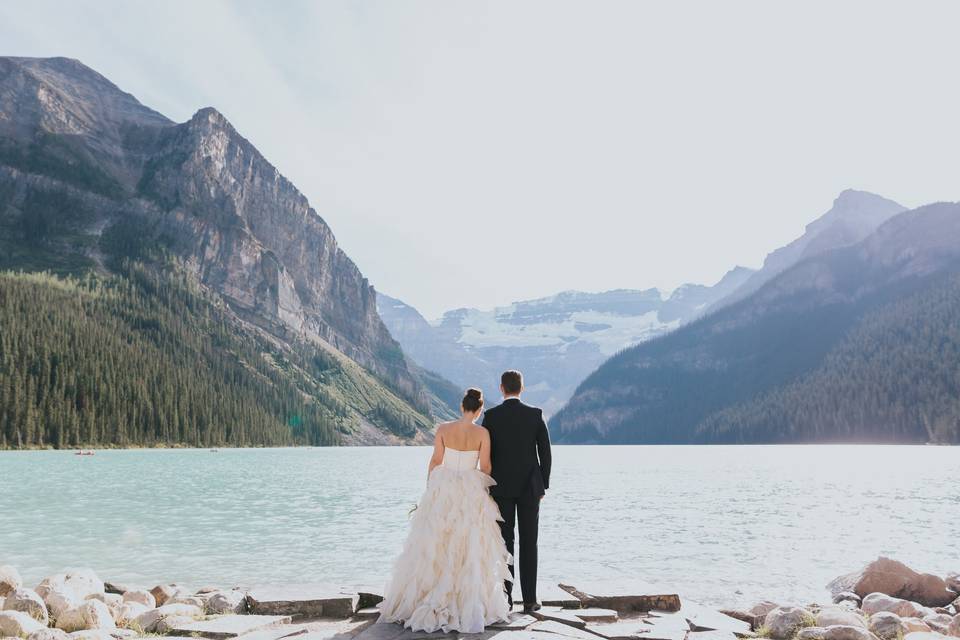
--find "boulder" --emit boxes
[80,595,121,622]
[147,586,175,608]
[834,593,864,607]
[165,595,204,608]
[61,572,103,602]
[151,615,197,635]
[901,620,932,633]
[205,591,246,615]
[34,576,66,602]
[751,602,780,618]
[0,611,46,638]
[863,593,934,619]
[818,609,867,629]
[945,574,960,594]
[112,603,147,629]
[798,628,827,640]
[25,630,70,640]
[132,604,202,633]
[718,602,778,631]
[55,601,115,633]
[869,612,908,640]
[101,585,129,597]
[41,590,80,625]
[945,615,960,637]
[764,607,817,640]
[67,632,115,640]
[903,633,946,640]
[34,576,79,624]
[822,626,879,640]
[3,590,49,625]
[923,615,953,634]
[0,569,22,599]
[830,559,956,608]
[119,592,153,610]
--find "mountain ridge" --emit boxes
[552,199,960,444]
[0,55,444,446]
[378,265,755,415]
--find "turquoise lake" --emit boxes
[0,445,956,608]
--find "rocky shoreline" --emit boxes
[0,558,957,640]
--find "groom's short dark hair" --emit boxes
[501,370,523,394]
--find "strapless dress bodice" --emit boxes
[441,447,480,471]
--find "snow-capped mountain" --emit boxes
[378,266,754,416]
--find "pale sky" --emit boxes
[3,1,959,318]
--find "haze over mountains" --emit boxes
[553,196,960,444]
[378,267,754,415]
[0,56,447,448]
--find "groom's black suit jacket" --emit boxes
[481,398,552,497]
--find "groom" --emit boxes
[482,370,552,613]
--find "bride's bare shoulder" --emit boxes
[470,423,490,438]
[434,421,458,434]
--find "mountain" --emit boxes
[706,189,907,312]
[552,200,960,444]
[0,56,443,447]
[378,266,754,416]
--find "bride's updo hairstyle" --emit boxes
[462,388,484,413]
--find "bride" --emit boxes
[378,388,512,633]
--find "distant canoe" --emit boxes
[75,450,95,456]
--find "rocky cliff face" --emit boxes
[0,56,429,426]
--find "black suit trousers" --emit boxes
[494,493,539,605]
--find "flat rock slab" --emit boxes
[679,604,751,636]
[233,628,307,640]
[353,623,410,640]
[248,586,359,619]
[169,614,292,639]
[641,614,692,632]
[540,584,583,609]
[559,583,681,614]
[587,620,686,640]
[531,608,587,629]
[291,619,375,640]
[355,608,381,620]
[353,622,493,640]
[688,631,738,640]
[352,588,384,612]
[572,609,618,624]
[491,632,560,640]
[492,614,539,630]
[529,620,601,639]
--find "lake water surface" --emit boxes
[1,445,956,608]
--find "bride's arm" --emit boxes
[478,429,492,475]
[427,427,445,480]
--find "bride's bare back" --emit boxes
[437,419,487,451]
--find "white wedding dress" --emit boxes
[378,447,513,633]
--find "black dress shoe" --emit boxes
[523,602,542,613]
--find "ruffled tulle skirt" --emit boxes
[377,467,513,633]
